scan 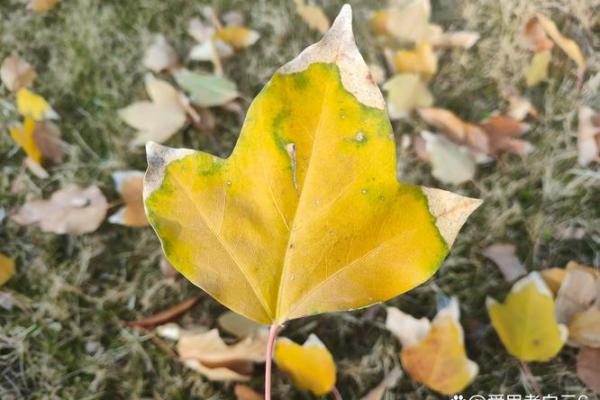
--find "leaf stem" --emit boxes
[265,323,281,400]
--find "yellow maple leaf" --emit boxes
[487,272,568,361]
[387,298,478,395]
[143,5,481,324]
[274,334,336,396]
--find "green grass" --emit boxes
[1,0,599,398]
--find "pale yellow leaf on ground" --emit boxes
[1,55,37,92]
[234,384,263,400]
[12,185,108,234]
[177,328,267,381]
[143,34,179,73]
[383,74,433,119]
[274,334,336,396]
[294,0,330,34]
[119,75,187,146]
[359,367,402,400]
[386,306,430,347]
[0,254,16,287]
[16,88,58,121]
[392,43,437,80]
[370,0,442,44]
[218,311,266,338]
[482,243,526,282]
[390,298,478,395]
[487,272,567,361]
[577,347,600,393]
[421,131,476,185]
[525,50,551,86]
[577,106,600,166]
[109,171,148,227]
[28,0,60,12]
[213,26,260,50]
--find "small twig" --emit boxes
[125,295,200,329]
[265,323,281,400]
[520,361,542,395]
[331,386,343,400]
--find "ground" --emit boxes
[0,0,599,399]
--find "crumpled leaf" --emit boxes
[370,0,442,44]
[482,243,527,282]
[213,26,260,50]
[143,34,179,73]
[294,0,330,34]
[0,254,16,287]
[487,272,567,361]
[218,311,266,338]
[144,5,481,324]
[119,75,187,146]
[177,328,267,381]
[577,347,600,394]
[386,298,478,395]
[1,55,37,92]
[173,69,238,107]
[234,384,263,400]
[577,106,600,166]
[382,74,433,119]
[274,334,336,396]
[420,131,476,185]
[392,43,438,80]
[12,185,108,234]
[359,367,402,400]
[16,88,58,121]
[28,0,60,12]
[525,49,551,86]
[109,171,148,227]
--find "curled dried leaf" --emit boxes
[1,55,37,92]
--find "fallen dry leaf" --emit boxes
[505,91,538,121]
[480,115,533,156]
[569,306,600,348]
[234,384,263,400]
[482,243,527,282]
[11,117,42,165]
[177,328,267,381]
[294,0,330,34]
[174,69,238,107]
[383,74,433,119]
[10,118,64,167]
[541,267,567,295]
[274,334,336,396]
[119,75,187,146]
[218,311,265,338]
[417,108,489,154]
[109,171,148,227]
[525,49,551,86]
[370,0,442,44]
[577,347,600,394]
[143,34,179,73]
[1,55,37,92]
[420,131,477,185]
[128,296,199,328]
[432,31,480,49]
[213,26,260,50]
[28,0,60,12]
[577,106,600,166]
[0,254,16,286]
[392,43,438,80]
[12,185,108,234]
[487,272,567,361]
[555,266,598,324]
[521,17,554,52]
[387,298,478,395]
